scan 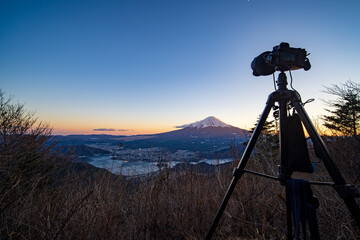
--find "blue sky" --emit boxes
[1,0,360,135]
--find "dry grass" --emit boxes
[1,135,359,239]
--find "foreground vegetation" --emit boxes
[1,89,359,239]
[1,138,359,239]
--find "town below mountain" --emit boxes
[53,117,249,175]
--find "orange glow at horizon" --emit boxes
[45,114,179,136]
[52,124,176,136]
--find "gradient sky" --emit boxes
[1,0,360,135]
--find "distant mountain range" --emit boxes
[53,116,249,158]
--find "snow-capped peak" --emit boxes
[176,116,232,129]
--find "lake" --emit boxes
[88,155,233,176]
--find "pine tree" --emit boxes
[250,113,278,135]
[322,81,360,136]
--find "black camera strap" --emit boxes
[287,179,320,240]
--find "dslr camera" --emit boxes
[251,42,311,76]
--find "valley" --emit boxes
[53,117,249,174]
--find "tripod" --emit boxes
[206,71,360,239]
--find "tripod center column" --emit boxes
[277,71,288,91]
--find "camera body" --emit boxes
[251,42,311,76]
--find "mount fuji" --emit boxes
[118,116,249,154]
[176,116,232,129]
[54,116,249,160]
[155,116,248,139]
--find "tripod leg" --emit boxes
[205,97,275,239]
[292,101,360,229]
[278,99,293,239]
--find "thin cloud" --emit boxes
[93,128,117,132]
[93,128,134,132]
[117,129,134,132]
[175,124,188,129]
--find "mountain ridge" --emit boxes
[53,116,248,160]
[54,116,248,150]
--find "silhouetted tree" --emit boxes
[322,81,360,136]
[0,90,66,237]
[0,90,54,183]
[248,113,279,156]
[250,113,278,135]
